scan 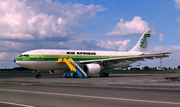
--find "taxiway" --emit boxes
[0,72,180,107]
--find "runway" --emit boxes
[0,72,180,107]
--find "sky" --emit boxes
[0,0,180,69]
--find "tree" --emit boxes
[178,66,180,69]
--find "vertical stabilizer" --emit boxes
[129,29,151,53]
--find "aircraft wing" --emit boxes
[78,52,171,64]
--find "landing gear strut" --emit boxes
[99,72,109,77]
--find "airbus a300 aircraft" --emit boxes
[14,29,171,78]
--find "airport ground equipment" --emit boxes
[58,58,87,78]
[164,76,180,81]
[63,73,74,78]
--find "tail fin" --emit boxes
[129,29,151,53]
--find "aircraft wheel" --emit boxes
[99,73,103,77]
[36,74,41,78]
[103,73,109,77]
[100,73,109,77]
[105,73,109,77]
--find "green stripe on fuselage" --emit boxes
[15,54,136,61]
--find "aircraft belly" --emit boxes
[16,61,67,70]
[36,61,67,70]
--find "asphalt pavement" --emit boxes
[0,72,180,107]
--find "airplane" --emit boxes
[14,29,171,78]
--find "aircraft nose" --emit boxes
[14,59,16,63]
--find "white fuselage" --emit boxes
[15,49,142,71]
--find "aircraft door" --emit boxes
[61,52,67,58]
[37,52,43,61]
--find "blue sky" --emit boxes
[0,0,180,68]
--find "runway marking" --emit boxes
[0,101,35,107]
[0,88,180,105]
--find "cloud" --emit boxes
[0,41,69,52]
[0,52,9,60]
[148,45,180,66]
[178,29,180,35]
[58,42,67,47]
[0,41,24,51]
[153,45,180,52]
[97,40,131,51]
[0,33,34,40]
[152,45,180,61]
[79,39,131,51]
[0,0,107,40]
[0,52,19,60]
[174,0,180,9]
[106,16,150,36]
[159,34,164,41]
[171,52,180,61]
[0,52,20,69]
[0,0,107,69]
[176,17,180,35]
[80,40,100,50]
[177,17,180,22]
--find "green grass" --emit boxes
[0,70,32,73]
[105,69,180,74]
[0,70,49,73]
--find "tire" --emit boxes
[99,73,103,77]
[36,74,41,78]
[100,73,109,77]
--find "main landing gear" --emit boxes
[36,73,41,78]
[33,70,41,78]
[99,72,109,77]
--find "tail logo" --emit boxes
[140,34,150,48]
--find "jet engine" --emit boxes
[49,70,65,75]
[83,64,103,75]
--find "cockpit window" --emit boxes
[19,54,29,57]
[19,55,23,57]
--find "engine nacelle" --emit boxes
[83,64,103,75]
[49,70,65,75]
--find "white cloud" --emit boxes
[153,45,180,52]
[106,16,150,36]
[0,41,69,52]
[178,29,180,35]
[0,0,107,40]
[177,17,180,22]
[58,42,67,47]
[171,52,180,61]
[0,52,9,60]
[0,41,30,51]
[146,45,180,67]
[0,33,34,40]
[118,40,131,51]
[0,52,19,60]
[97,39,131,51]
[174,0,180,9]
[159,34,164,41]
[80,39,131,51]
[152,45,180,61]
